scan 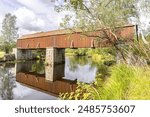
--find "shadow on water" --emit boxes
[0,56,98,100]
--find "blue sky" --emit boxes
[0,0,66,36]
[0,0,149,36]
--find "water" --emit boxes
[0,56,98,100]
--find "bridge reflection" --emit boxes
[16,61,77,96]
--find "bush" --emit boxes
[65,48,88,56]
[0,42,16,54]
[0,51,5,58]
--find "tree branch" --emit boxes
[103,29,127,63]
[81,3,102,25]
[105,0,113,7]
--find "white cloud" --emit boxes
[0,0,150,36]
[16,0,51,14]
[14,7,46,32]
[0,0,69,36]
[18,28,38,36]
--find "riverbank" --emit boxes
[60,46,150,100]
[65,48,116,64]
[0,53,15,62]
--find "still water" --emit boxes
[0,56,98,100]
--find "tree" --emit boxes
[56,0,150,62]
[1,13,18,53]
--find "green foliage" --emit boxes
[59,64,150,100]
[100,64,135,100]
[31,60,45,74]
[58,0,146,38]
[91,53,115,64]
[95,64,110,79]
[60,80,103,100]
[0,41,16,54]
[74,48,88,56]
[59,0,150,100]
[60,77,106,100]
[65,48,88,56]
[34,50,46,59]
[60,82,90,100]
[91,54,102,62]
[1,13,18,42]
[1,13,18,53]
[130,41,150,60]
[69,0,83,10]
[127,67,150,99]
[100,64,150,100]
[0,51,5,58]
[66,48,116,75]
[58,0,150,62]
[66,48,115,60]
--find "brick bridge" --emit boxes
[17,25,135,49]
[14,25,136,81]
[14,25,136,64]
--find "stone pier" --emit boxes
[13,47,65,82]
[45,64,64,82]
[45,47,65,82]
[13,48,36,60]
[46,47,65,65]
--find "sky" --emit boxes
[0,0,149,37]
[0,0,66,36]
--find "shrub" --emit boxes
[0,51,5,58]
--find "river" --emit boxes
[0,56,98,100]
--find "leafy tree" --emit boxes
[56,0,150,62]
[1,13,18,53]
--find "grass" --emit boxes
[99,64,150,100]
[60,64,150,100]
[61,45,150,100]
[0,51,5,58]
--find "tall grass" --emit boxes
[99,64,150,99]
[60,64,150,100]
